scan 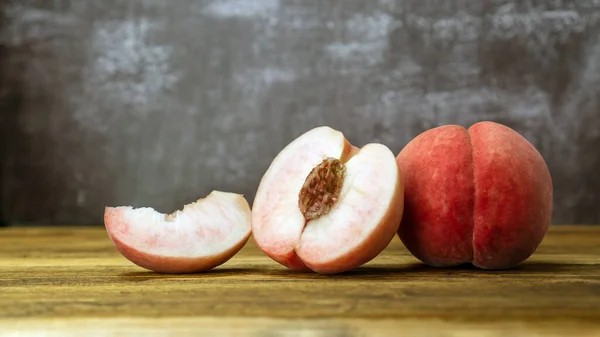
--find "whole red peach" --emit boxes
[396,121,553,269]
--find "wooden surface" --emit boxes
[1,226,599,336]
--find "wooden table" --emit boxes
[1,226,599,336]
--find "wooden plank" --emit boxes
[0,226,599,336]
[1,317,600,337]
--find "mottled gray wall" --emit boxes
[1,0,599,225]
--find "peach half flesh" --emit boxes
[104,191,251,273]
[252,126,405,274]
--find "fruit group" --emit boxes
[104,191,251,273]
[252,126,404,274]
[397,121,553,269]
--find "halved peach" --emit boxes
[104,191,251,273]
[252,126,404,274]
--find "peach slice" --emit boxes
[104,191,251,273]
[252,126,404,274]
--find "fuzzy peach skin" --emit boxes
[104,191,252,273]
[252,126,404,274]
[397,121,553,269]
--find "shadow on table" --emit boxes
[116,261,595,281]
[340,261,592,277]
[118,268,263,280]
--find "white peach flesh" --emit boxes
[252,126,404,274]
[104,191,251,273]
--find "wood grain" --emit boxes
[1,226,599,336]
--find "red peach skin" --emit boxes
[397,121,553,269]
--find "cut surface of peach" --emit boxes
[252,126,404,274]
[104,191,251,273]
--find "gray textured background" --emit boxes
[1,0,599,225]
